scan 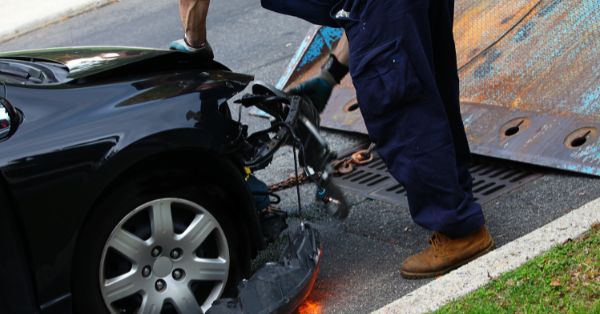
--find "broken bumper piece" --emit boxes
[208,223,322,314]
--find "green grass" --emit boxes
[434,225,600,314]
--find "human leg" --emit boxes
[428,0,474,196]
[338,0,493,278]
[343,0,485,238]
[178,0,209,47]
[170,0,213,57]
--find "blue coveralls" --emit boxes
[263,0,485,238]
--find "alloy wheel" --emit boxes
[99,198,230,313]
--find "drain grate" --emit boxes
[333,154,542,206]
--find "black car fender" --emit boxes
[1,93,263,308]
[80,131,265,265]
[0,176,40,314]
[0,48,261,309]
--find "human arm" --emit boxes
[289,33,349,112]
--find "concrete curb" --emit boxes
[373,197,600,314]
[0,0,116,44]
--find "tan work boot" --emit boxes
[400,227,494,279]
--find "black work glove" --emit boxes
[289,75,335,113]
[288,54,349,113]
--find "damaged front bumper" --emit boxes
[208,223,322,314]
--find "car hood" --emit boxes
[0,46,229,81]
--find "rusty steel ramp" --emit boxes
[277,0,600,177]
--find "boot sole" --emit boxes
[400,239,495,280]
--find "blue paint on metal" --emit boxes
[513,21,535,42]
[582,0,600,23]
[296,28,343,72]
[276,27,343,89]
[474,49,502,78]
[538,0,562,17]
[571,143,600,166]
[573,0,598,30]
[298,34,326,69]
[276,31,314,89]
[563,163,600,176]
[574,86,600,116]
[318,27,344,50]
[463,113,475,126]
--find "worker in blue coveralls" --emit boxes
[171,0,494,279]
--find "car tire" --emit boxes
[73,171,245,314]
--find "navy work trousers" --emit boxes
[263,0,485,237]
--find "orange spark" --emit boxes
[297,300,322,314]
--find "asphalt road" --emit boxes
[2,0,600,313]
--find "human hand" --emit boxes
[288,75,334,113]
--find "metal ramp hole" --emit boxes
[504,126,520,137]
[500,118,530,139]
[344,102,360,112]
[570,134,589,147]
[565,128,596,149]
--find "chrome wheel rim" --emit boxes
[99,198,230,314]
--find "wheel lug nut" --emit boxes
[155,279,166,292]
[172,269,185,280]
[170,248,182,259]
[151,246,162,257]
[142,266,152,277]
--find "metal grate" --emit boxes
[333,154,542,206]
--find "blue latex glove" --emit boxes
[289,76,334,113]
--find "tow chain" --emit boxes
[331,143,377,175]
[268,172,311,192]
[267,143,377,192]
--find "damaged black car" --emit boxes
[0,47,345,314]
